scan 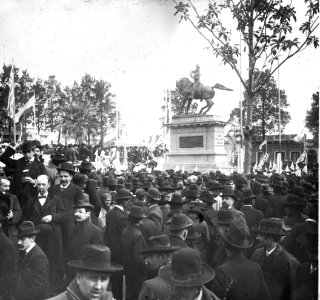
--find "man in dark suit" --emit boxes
[0,140,47,210]
[165,213,193,248]
[0,177,23,243]
[212,219,271,300]
[25,174,65,290]
[49,162,84,254]
[67,197,104,283]
[105,188,131,300]
[240,189,264,230]
[0,201,16,300]
[251,218,299,300]
[121,206,147,299]
[138,235,177,300]
[15,221,49,300]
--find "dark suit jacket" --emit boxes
[283,220,317,263]
[16,244,49,300]
[169,234,189,249]
[212,252,271,300]
[0,146,47,205]
[295,262,318,300]
[240,205,264,230]
[138,274,173,300]
[25,192,65,267]
[251,244,299,300]
[121,224,146,299]
[254,193,269,215]
[0,230,16,299]
[266,193,286,218]
[105,206,128,264]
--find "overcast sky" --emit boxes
[0,0,318,141]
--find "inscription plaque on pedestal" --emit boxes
[179,136,203,148]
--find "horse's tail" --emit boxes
[213,83,233,91]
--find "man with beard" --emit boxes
[15,221,49,300]
[138,235,178,300]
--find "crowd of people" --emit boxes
[0,139,317,300]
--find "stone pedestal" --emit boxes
[163,114,228,172]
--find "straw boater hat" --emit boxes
[251,218,289,236]
[140,235,179,255]
[68,244,123,273]
[160,248,215,287]
[219,219,253,249]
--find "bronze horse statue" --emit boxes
[176,78,233,114]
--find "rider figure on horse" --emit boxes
[189,64,201,99]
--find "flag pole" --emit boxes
[12,61,16,144]
[33,91,37,136]
[278,60,281,156]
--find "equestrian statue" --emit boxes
[176,64,233,114]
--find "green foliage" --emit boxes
[305,91,319,145]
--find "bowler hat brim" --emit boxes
[160,261,214,287]
[68,260,123,273]
[140,245,179,255]
[15,229,40,237]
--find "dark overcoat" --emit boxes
[15,244,49,300]
[251,244,299,300]
[0,229,16,300]
[0,146,47,207]
[49,182,84,252]
[25,192,65,278]
[121,223,146,300]
[212,252,271,300]
[295,262,318,300]
[138,274,173,300]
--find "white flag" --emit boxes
[194,165,198,172]
[7,65,15,119]
[295,169,302,177]
[15,95,36,123]
[302,165,308,174]
[296,151,307,165]
[258,139,267,150]
[294,128,306,142]
[174,164,179,172]
[285,165,290,172]
[290,162,295,171]
[181,165,185,173]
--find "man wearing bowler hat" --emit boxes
[0,140,47,208]
[15,220,49,300]
[49,162,84,255]
[165,212,193,248]
[47,244,123,300]
[160,247,219,300]
[212,219,271,300]
[251,218,299,300]
[0,201,16,300]
[121,206,147,299]
[67,197,103,280]
[105,188,131,300]
[138,235,178,300]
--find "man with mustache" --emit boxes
[66,197,103,284]
[15,221,49,300]
[49,162,84,256]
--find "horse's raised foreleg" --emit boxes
[203,100,213,114]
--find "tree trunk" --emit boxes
[244,9,254,175]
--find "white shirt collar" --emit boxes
[38,191,48,197]
[25,242,36,254]
[114,205,124,212]
[194,287,203,300]
[266,245,277,256]
[60,182,71,189]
